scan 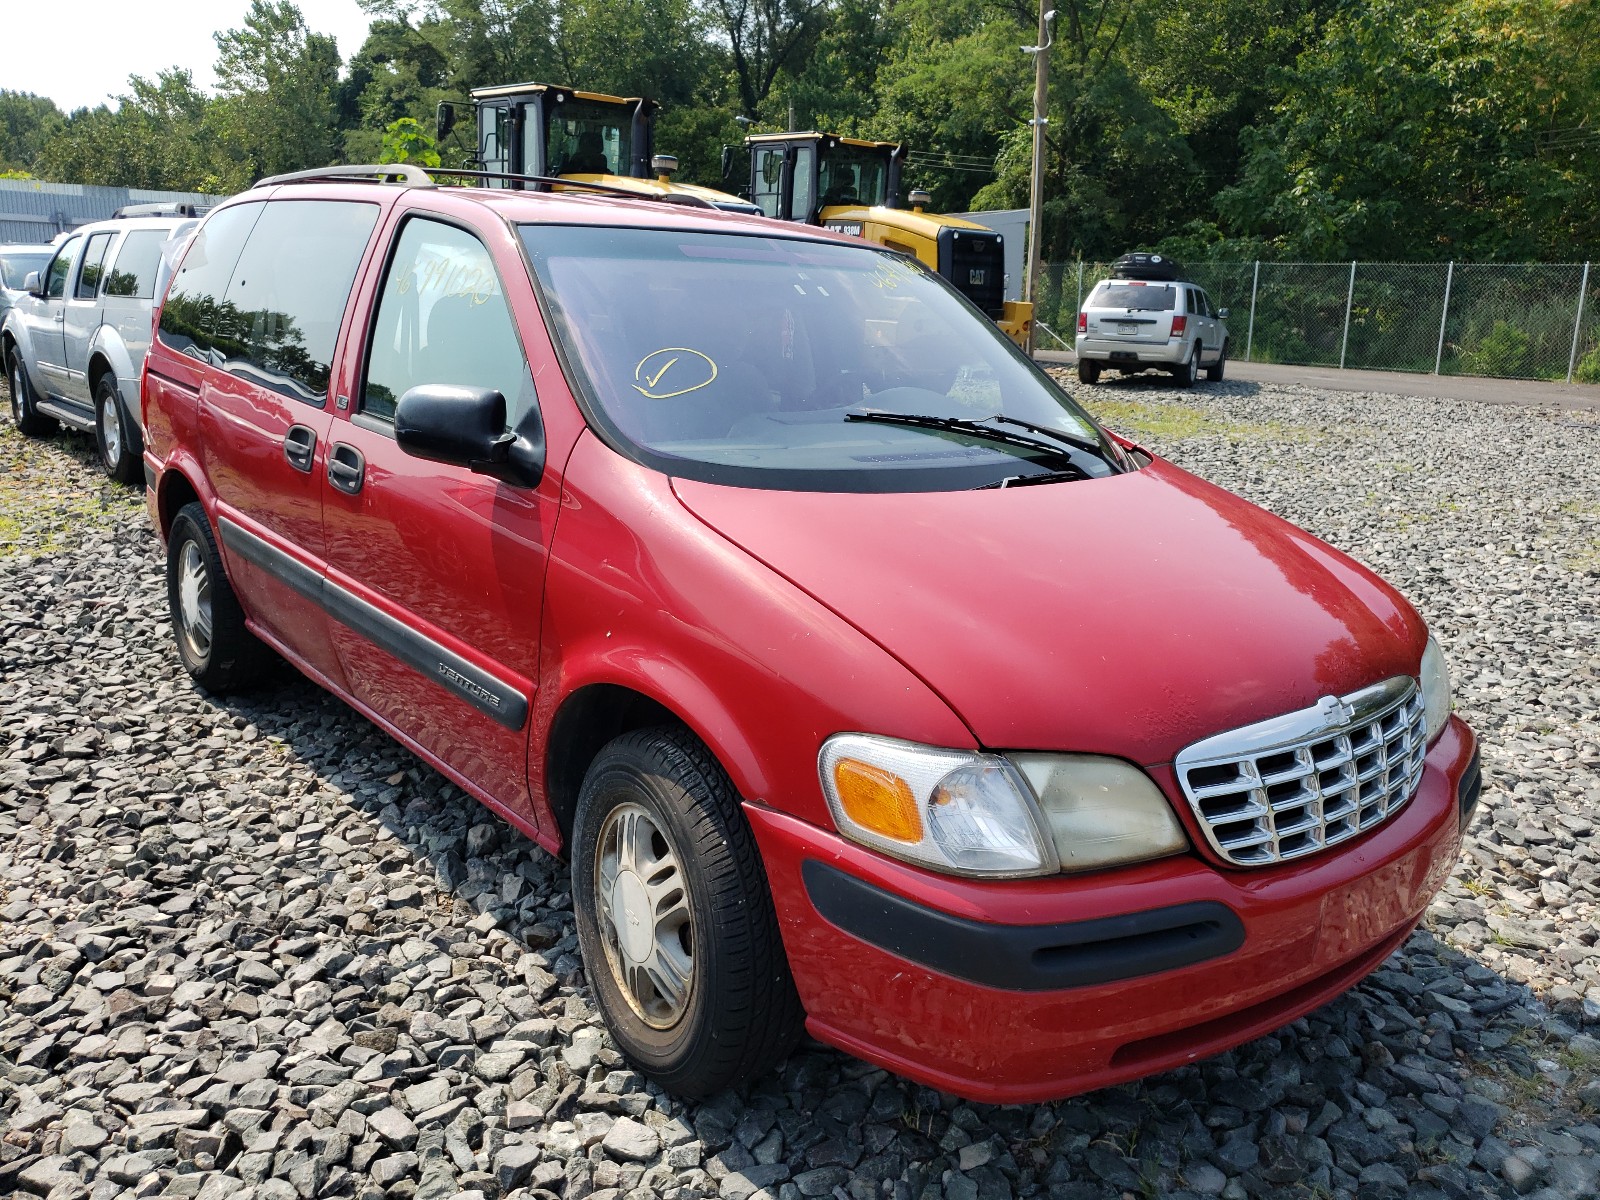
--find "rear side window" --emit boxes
[104,229,169,299]
[361,217,532,423]
[160,203,264,361]
[77,233,113,299]
[1092,283,1176,312]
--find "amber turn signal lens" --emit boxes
[832,758,922,843]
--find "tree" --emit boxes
[0,92,66,174]
[211,0,343,185]
[700,0,831,119]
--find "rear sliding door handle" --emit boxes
[328,442,365,495]
[283,424,317,473]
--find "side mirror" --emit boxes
[394,384,543,487]
[1217,307,1230,320]
[720,146,733,180]
[22,271,41,295]
[436,101,458,143]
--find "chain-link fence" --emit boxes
[1037,260,1599,383]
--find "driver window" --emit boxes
[45,237,82,300]
[363,218,535,425]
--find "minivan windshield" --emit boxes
[1091,283,1176,311]
[520,226,1124,491]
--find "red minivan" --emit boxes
[141,164,1480,1103]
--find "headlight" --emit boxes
[1009,753,1190,872]
[1420,635,1452,744]
[819,736,1190,878]
[820,735,1057,877]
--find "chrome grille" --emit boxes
[1174,677,1427,867]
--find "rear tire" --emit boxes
[1173,344,1200,389]
[1205,342,1228,383]
[1077,358,1101,385]
[572,725,803,1098]
[165,502,274,692]
[95,375,142,484]
[7,345,57,437]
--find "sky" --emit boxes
[3,0,379,113]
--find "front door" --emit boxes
[321,210,552,818]
[31,235,81,395]
[61,230,114,405]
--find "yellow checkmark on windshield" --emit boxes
[633,348,719,399]
[645,356,679,389]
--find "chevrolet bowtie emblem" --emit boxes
[1316,695,1356,728]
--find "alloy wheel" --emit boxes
[594,801,695,1028]
[176,540,214,662]
[100,393,122,469]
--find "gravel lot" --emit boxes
[3,374,1599,1200]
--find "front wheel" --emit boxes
[572,726,803,1098]
[1205,342,1228,383]
[7,346,57,437]
[1077,358,1101,385]
[95,376,143,484]
[165,502,275,692]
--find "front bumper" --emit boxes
[1077,335,1184,366]
[746,715,1477,1104]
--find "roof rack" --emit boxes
[111,202,210,219]
[254,162,719,210]
[255,163,435,188]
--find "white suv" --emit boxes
[1075,274,1229,387]
[3,211,198,481]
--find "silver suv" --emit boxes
[1075,276,1229,387]
[3,212,197,481]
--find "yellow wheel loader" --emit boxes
[439,83,760,213]
[736,132,1034,348]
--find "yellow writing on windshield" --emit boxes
[633,348,719,399]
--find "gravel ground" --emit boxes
[2,375,1599,1200]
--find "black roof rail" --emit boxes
[255,163,435,188]
[423,167,717,208]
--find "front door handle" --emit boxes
[284,424,317,472]
[328,442,365,495]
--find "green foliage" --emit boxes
[8,0,1597,268]
[1458,320,1533,378]
[1576,347,1600,386]
[380,118,442,166]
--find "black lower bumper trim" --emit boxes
[1458,750,1483,830]
[802,859,1244,992]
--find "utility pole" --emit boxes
[1023,8,1056,354]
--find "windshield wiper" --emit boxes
[845,411,1090,475]
[978,470,1085,490]
[990,414,1108,457]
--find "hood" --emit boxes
[672,457,1426,765]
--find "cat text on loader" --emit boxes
[740,131,1033,348]
[439,83,760,213]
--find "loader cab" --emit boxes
[465,83,654,186]
[744,132,904,224]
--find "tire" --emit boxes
[165,502,274,692]
[1077,358,1101,385]
[95,375,142,484]
[572,725,803,1098]
[1173,343,1200,389]
[1205,342,1228,383]
[6,345,57,437]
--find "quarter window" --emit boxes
[44,237,82,300]
[160,203,264,362]
[77,233,113,299]
[104,229,169,299]
[362,218,533,424]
